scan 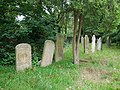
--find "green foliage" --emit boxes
[0,53,15,65]
[32,52,39,66]
[0,0,120,65]
[0,0,58,65]
[65,0,120,43]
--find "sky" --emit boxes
[16,15,25,21]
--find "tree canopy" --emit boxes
[0,0,120,65]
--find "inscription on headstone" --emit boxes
[16,43,32,71]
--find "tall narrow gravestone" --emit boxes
[91,35,96,53]
[81,36,84,48]
[106,36,110,48]
[41,40,55,67]
[97,37,102,51]
[16,43,32,71]
[85,35,89,54]
[83,37,85,53]
[55,34,64,62]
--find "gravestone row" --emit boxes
[16,34,64,71]
[15,34,109,71]
[81,35,102,54]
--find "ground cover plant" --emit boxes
[0,44,120,90]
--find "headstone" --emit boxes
[41,40,55,67]
[81,36,84,48]
[97,37,102,51]
[83,37,85,53]
[55,34,64,62]
[16,43,32,71]
[85,35,89,54]
[91,35,96,53]
[106,36,110,48]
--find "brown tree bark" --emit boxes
[76,15,82,61]
[72,11,82,65]
[73,10,78,64]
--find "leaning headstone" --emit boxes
[106,36,110,48]
[91,35,96,53]
[85,35,89,54]
[55,34,64,62]
[16,43,32,71]
[41,40,55,67]
[81,36,84,48]
[97,37,102,51]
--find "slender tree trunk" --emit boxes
[76,15,82,61]
[72,11,82,65]
[72,11,79,64]
[65,12,68,34]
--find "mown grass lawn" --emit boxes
[0,44,120,90]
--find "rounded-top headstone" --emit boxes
[81,36,84,48]
[16,43,32,71]
[106,36,110,48]
[91,35,96,53]
[41,40,55,67]
[97,37,102,51]
[85,35,89,54]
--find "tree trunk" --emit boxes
[72,11,79,64]
[76,15,82,61]
[65,12,68,34]
[72,11,82,65]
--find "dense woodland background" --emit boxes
[0,0,120,65]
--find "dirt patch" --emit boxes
[80,68,111,83]
[80,58,92,63]
[99,57,109,66]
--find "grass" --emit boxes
[0,44,120,90]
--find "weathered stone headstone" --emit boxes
[81,36,84,48]
[55,34,64,62]
[91,35,96,53]
[97,37,102,51]
[106,36,110,48]
[83,37,85,53]
[16,43,32,71]
[85,35,89,54]
[41,40,55,67]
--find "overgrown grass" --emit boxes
[0,44,120,90]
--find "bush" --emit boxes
[0,52,15,65]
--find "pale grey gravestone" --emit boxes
[106,36,110,48]
[16,43,32,71]
[81,36,84,48]
[91,35,96,53]
[85,35,89,54]
[55,34,64,62]
[97,37,102,51]
[83,37,85,53]
[41,40,55,67]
